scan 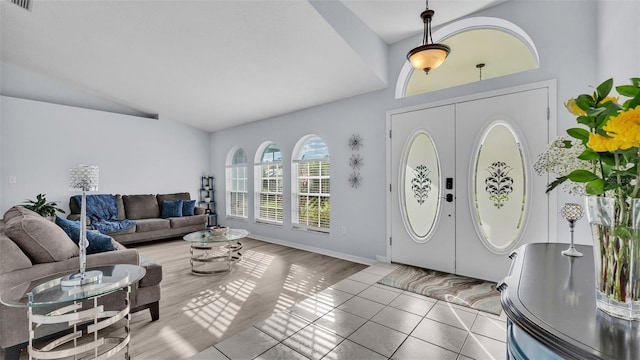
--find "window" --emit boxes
[226,147,248,218]
[255,143,283,224]
[292,136,330,232]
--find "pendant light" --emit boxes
[406,1,450,74]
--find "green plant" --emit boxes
[22,194,65,217]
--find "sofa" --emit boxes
[0,206,162,360]
[68,192,206,245]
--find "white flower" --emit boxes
[533,137,591,195]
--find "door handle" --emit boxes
[445,194,453,202]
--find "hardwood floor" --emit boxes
[122,237,367,359]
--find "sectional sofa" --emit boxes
[68,192,206,244]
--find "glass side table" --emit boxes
[183,228,248,275]
[0,264,145,360]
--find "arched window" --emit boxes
[255,142,283,224]
[226,147,248,219]
[292,135,330,232]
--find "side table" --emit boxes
[0,264,145,360]
[183,229,248,274]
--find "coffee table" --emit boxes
[0,264,145,360]
[183,228,248,275]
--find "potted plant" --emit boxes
[22,194,65,219]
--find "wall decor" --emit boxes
[348,172,362,188]
[349,153,363,170]
[348,134,363,150]
[347,134,364,189]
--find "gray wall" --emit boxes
[0,96,210,215]
[211,0,603,262]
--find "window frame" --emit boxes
[225,147,248,220]
[291,135,330,233]
[254,142,284,225]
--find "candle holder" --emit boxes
[561,202,584,257]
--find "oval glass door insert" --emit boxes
[399,130,441,242]
[472,121,527,253]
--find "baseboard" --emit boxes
[375,255,389,263]
[248,234,377,266]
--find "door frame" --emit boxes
[385,80,558,263]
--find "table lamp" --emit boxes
[561,203,584,257]
[61,164,102,286]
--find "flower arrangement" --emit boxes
[538,77,640,319]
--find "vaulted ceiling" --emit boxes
[0,0,504,132]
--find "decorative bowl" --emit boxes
[211,226,228,236]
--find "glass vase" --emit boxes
[585,196,640,320]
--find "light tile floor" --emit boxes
[191,263,507,360]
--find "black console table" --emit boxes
[499,243,640,360]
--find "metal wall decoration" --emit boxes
[485,161,514,209]
[348,134,363,188]
[349,154,363,170]
[411,164,432,205]
[348,172,362,188]
[348,134,363,150]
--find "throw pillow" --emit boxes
[55,217,117,254]
[182,200,196,216]
[6,215,78,263]
[161,200,183,218]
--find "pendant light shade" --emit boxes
[407,3,450,74]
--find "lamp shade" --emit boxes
[407,43,450,74]
[69,165,99,191]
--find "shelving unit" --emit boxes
[199,175,217,228]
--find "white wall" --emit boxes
[0,96,210,214]
[211,0,602,263]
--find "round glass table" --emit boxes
[0,264,145,360]
[183,228,248,275]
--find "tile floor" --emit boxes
[190,262,507,360]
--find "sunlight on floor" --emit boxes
[181,248,276,338]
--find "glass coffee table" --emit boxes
[183,228,248,275]
[0,264,145,360]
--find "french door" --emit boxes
[389,86,551,282]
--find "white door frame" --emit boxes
[385,79,558,263]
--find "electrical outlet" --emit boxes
[341,226,347,234]
[8,176,16,184]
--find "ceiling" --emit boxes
[0,0,504,132]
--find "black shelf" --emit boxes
[200,176,217,227]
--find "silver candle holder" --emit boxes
[561,202,584,257]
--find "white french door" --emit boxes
[390,105,456,274]
[388,85,552,282]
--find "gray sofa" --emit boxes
[0,206,162,360]
[69,192,206,245]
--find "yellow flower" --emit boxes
[587,133,628,152]
[565,96,619,117]
[565,98,586,116]
[599,96,619,105]
[587,106,640,152]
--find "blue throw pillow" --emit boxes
[161,200,183,218]
[182,200,196,216]
[54,216,117,254]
